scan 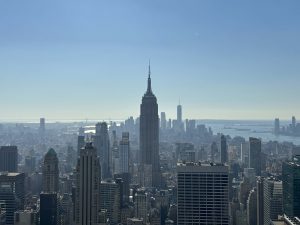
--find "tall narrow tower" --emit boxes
[94,122,111,179]
[42,148,59,193]
[177,103,182,123]
[221,135,228,164]
[139,63,161,188]
[75,143,101,225]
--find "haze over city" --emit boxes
[1,0,300,120]
[2,1,300,225]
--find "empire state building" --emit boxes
[139,64,161,188]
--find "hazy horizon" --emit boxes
[1,0,300,120]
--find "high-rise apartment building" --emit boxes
[177,162,229,225]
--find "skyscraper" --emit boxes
[211,142,218,163]
[0,173,25,225]
[175,103,184,132]
[282,156,300,218]
[263,177,283,225]
[160,112,167,130]
[177,104,182,123]
[0,146,18,172]
[42,148,59,193]
[292,116,296,129]
[221,135,228,164]
[139,64,161,188]
[249,137,262,176]
[77,127,85,156]
[100,179,121,225]
[247,188,257,225]
[39,117,45,132]
[95,122,111,179]
[177,162,229,225]
[257,177,264,225]
[274,118,280,135]
[119,132,130,174]
[40,193,58,225]
[75,143,101,225]
[134,189,149,223]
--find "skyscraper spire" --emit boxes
[148,59,151,79]
[147,60,152,94]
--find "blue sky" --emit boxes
[0,0,299,121]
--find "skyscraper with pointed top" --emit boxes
[139,63,161,188]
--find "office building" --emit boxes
[40,193,58,225]
[0,185,16,225]
[14,209,38,225]
[249,137,262,176]
[42,148,59,193]
[114,173,131,204]
[75,143,101,225]
[263,177,283,225]
[282,157,300,218]
[77,127,85,156]
[95,122,111,179]
[0,205,5,225]
[247,188,257,225]
[175,143,195,162]
[161,112,167,130]
[221,135,228,164]
[0,172,25,209]
[119,132,130,174]
[39,118,45,133]
[177,104,182,123]
[257,177,264,225]
[139,64,161,188]
[177,162,229,225]
[0,146,18,172]
[274,118,280,135]
[211,142,218,163]
[100,179,121,225]
[241,142,249,166]
[134,189,149,223]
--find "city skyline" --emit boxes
[1,0,300,120]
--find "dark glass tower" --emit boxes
[139,64,161,188]
[282,156,300,218]
[249,137,262,176]
[221,135,228,164]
